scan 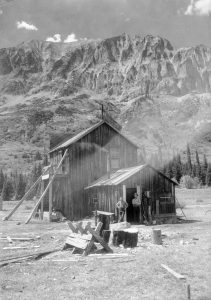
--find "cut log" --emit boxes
[98,214,110,235]
[152,229,162,245]
[123,229,138,248]
[112,230,126,247]
[112,228,138,248]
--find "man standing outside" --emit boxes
[116,197,128,222]
[132,192,141,223]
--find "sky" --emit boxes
[0,0,210,49]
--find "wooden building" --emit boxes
[85,165,177,222]
[49,120,138,220]
[49,118,177,222]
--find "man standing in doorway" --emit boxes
[132,193,141,223]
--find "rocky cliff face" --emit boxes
[0,34,210,172]
[0,34,210,97]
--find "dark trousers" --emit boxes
[133,206,140,223]
[118,209,125,222]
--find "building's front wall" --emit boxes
[50,122,138,219]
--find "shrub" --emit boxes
[34,151,42,161]
[27,109,54,129]
[179,175,195,189]
[55,105,72,116]
[22,153,30,159]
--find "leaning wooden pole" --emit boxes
[3,165,51,221]
[3,176,42,221]
[25,149,68,224]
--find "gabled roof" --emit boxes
[85,164,178,189]
[49,120,139,153]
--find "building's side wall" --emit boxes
[50,122,138,219]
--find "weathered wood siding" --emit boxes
[90,166,176,217]
[50,122,138,219]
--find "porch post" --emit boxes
[40,180,44,220]
[156,200,159,215]
[123,185,126,221]
[137,185,142,223]
[49,167,53,222]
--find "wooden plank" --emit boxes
[3,237,37,242]
[87,224,113,253]
[161,264,186,280]
[7,236,13,243]
[69,234,92,241]
[3,246,40,250]
[65,237,88,250]
[67,221,78,233]
[83,222,102,256]
[25,149,68,224]
[76,222,85,234]
[83,222,92,234]
[93,210,114,216]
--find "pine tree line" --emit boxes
[143,144,211,187]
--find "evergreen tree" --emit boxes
[191,164,196,178]
[171,157,178,180]
[36,163,42,178]
[186,144,192,175]
[42,154,49,166]
[15,173,27,200]
[175,154,182,182]
[0,169,4,194]
[206,164,211,186]
[1,177,14,201]
[202,154,208,185]
[165,162,172,179]
[34,151,42,161]
[195,150,202,181]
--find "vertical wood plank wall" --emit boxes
[50,123,138,219]
[91,167,176,216]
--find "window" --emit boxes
[110,147,120,170]
[111,158,120,170]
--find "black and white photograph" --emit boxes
[0,0,211,299]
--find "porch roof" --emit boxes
[85,164,178,189]
[85,165,146,189]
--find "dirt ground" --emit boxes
[0,188,211,300]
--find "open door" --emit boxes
[126,188,137,222]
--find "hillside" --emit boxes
[0,34,210,172]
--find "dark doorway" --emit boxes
[126,188,136,222]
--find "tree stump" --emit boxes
[112,228,138,248]
[98,214,110,235]
[152,229,162,245]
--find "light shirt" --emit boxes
[116,200,128,210]
[132,196,141,206]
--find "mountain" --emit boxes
[0,34,210,172]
